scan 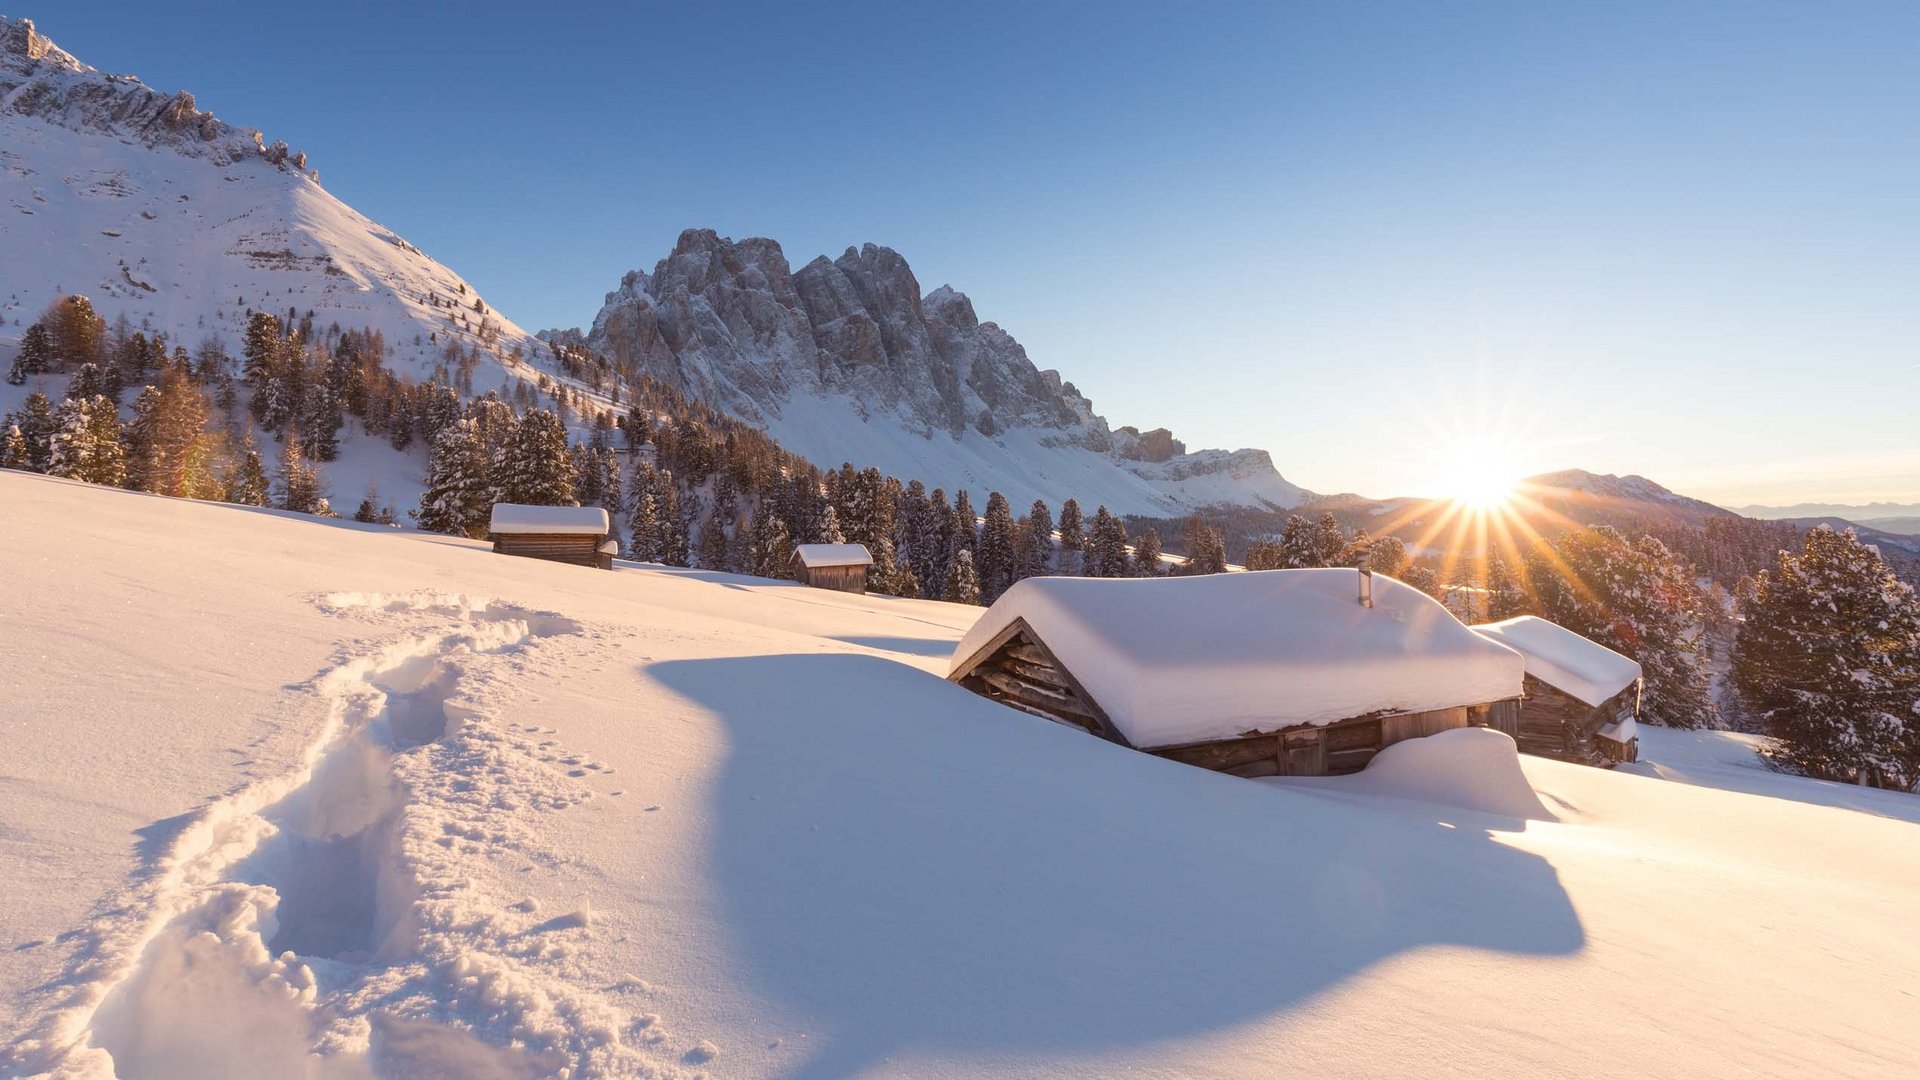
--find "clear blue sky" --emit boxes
[39,1,1920,505]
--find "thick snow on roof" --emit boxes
[1472,616,1641,708]
[794,543,873,568]
[951,569,1526,748]
[488,504,611,536]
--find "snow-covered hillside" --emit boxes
[0,16,541,385]
[561,229,1307,516]
[4,470,1917,1079]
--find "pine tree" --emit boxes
[1131,527,1164,577]
[1087,506,1130,578]
[749,501,796,579]
[1057,498,1085,574]
[275,430,328,515]
[943,548,981,605]
[493,409,577,506]
[1486,553,1527,619]
[1400,562,1445,599]
[1528,526,1716,729]
[977,492,1017,600]
[0,422,26,469]
[417,418,491,538]
[47,395,126,487]
[1367,534,1408,579]
[224,430,270,506]
[1733,526,1920,789]
[16,392,57,473]
[301,378,343,462]
[663,482,693,567]
[817,502,846,544]
[1026,499,1055,576]
[949,490,978,568]
[1181,516,1228,575]
[354,484,383,523]
[8,322,52,384]
[697,507,731,571]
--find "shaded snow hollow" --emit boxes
[951,569,1527,748]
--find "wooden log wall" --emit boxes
[799,564,869,593]
[493,534,604,568]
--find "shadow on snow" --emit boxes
[647,653,1586,1079]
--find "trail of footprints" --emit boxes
[14,592,693,1080]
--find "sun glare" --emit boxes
[1443,445,1523,510]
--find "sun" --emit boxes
[1441,443,1524,510]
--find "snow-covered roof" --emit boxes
[488,504,611,536]
[793,544,873,569]
[950,569,1526,749]
[1471,616,1641,708]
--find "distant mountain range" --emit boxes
[1734,501,1920,536]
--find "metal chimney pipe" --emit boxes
[1357,552,1374,609]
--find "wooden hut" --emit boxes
[947,569,1527,778]
[488,504,616,570]
[791,544,873,593]
[1472,616,1641,766]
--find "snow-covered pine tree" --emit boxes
[7,322,52,385]
[977,492,1017,600]
[1733,525,1920,789]
[924,487,955,588]
[1400,562,1445,599]
[1485,553,1527,619]
[1087,506,1130,578]
[47,395,126,487]
[949,490,978,569]
[1181,516,1229,575]
[0,422,26,469]
[749,502,796,579]
[493,409,577,506]
[1026,499,1055,576]
[301,377,342,463]
[944,547,981,605]
[274,429,328,516]
[1528,526,1716,729]
[697,507,730,571]
[224,429,271,507]
[15,393,57,474]
[1057,498,1085,574]
[817,503,846,544]
[416,417,491,538]
[1131,527,1164,577]
[663,482,694,567]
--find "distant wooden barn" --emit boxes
[488,504,617,570]
[792,544,873,593]
[947,569,1528,778]
[1473,616,1641,766]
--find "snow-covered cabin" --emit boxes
[791,544,874,593]
[1472,616,1642,765]
[947,569,1528,778]
[488,504,617,570]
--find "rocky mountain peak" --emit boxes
[0,15,311,175]
[576,229,1309,512]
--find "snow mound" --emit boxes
[951,569,1526,748]
[488,504,611,536]
[1328,727,1552,821]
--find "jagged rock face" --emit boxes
[0,15,306,173]
[588,229,1113,445]
[580,229,1307,512]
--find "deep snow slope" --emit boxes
[0,16,542,382]
[567,229,1306,515]
[3,470,1918,1079]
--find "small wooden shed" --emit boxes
[792,544,873,593]
[488,504,616,570]
[947,569,1528,778]
[1472,616,1641,766]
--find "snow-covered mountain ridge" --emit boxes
[0,15,542,384]
[553,228,1308,515]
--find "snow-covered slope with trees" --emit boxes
[560,229,1306,516]
[0,15,541,388]
[5,470,1918,1080]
